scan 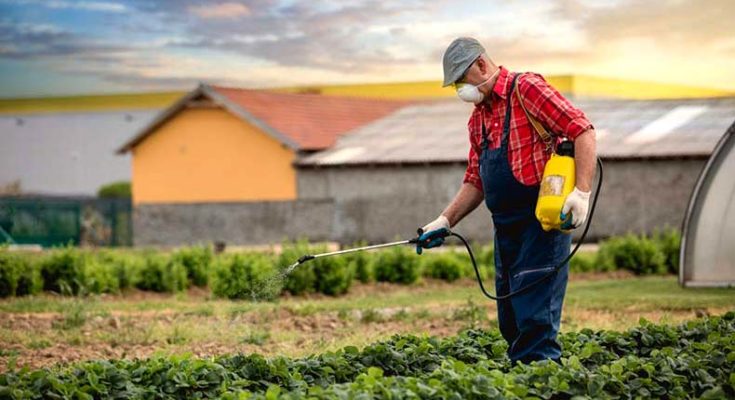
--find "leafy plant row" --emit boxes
[1,311,732,399]
[0,228,681,299]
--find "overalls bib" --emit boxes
[478,73,571,364]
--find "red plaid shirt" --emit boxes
[463,67,593,191]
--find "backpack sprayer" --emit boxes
[290,144,603,302]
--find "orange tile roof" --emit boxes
[210,86,412,150]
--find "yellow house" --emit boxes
[116,83,409,205]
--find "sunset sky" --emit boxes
[1,0,733,98]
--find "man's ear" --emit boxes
[476,56,488,75]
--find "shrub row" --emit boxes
[597,228,682,275]
[1,311,732,399]
[0,245,213,297]
[0,228,682,299]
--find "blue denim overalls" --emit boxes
[479,73,571,364]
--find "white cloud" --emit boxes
[188,2,251,19]
[6,0,127,12]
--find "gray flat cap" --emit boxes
[442,37,485,87]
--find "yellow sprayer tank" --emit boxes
[535,141,575,231]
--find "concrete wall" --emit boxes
[133,158,706,246]
[297,158,707,243]
[585,158,706,239]
[298,164,494,244]
[133,199,334,247]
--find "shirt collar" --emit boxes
[491,66,511,100]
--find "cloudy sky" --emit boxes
[0,0,733,98]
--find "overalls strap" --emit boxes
[480,73,521,152]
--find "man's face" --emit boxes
[454,56,492,95]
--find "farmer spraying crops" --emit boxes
[417,37,598,365]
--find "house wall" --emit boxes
[131,107,297,204]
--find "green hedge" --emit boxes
[276,241,354,296]
[0,229,683,299]
[373,245,421,284]
[135,252,188,293]
[597,234,667,275]
[420,251,465,282]
[345,242,373,283]
[652,227,682,274]
[0,249,42,297]
[211,252,279,300]
[171,245,213,287]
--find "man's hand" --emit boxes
[561,187,591,229]
[416,215,450,254]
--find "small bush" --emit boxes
[136,253,188,292]
[596,233,666,275]
[346,243,373,283]
[446,245,493,281]
[82,256,120,294]
[0,250,42,297]
[421,252,465,282]
[568,251,600,273]
[312,254,354,296]
[97,181,131,198]
[278,241,355,296]
[475,244,495,269]
[456,244,493,280]
[171,245,213,287]
[211,252,280,300]
[278,240,316,296]
[38,246,87,294]
[96,249,143,290]
[373,245,420,284]
[652,227,681,274]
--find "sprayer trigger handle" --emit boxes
[408,228,424,244]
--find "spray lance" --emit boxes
[290,143,603,301]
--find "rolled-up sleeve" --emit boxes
[462,115,484,193]
[517,73,593,140]
[463,145,483,193]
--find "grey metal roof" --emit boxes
[1,110,158,196]
[297,97,735,166]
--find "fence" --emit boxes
[0,196,132,247]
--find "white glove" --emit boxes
[561,187,591,228]
[422,215,450,233]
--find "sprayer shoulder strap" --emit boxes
[514,73,554,153]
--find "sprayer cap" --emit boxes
[557,141,574,157]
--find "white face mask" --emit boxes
[455,69,500,104]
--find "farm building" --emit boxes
[295,97,735,244]
[115,84,410,204]
[680,121,735,287]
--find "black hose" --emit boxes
[452,157,603,301]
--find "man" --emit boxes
[416,37,597,365]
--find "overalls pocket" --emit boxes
[509,264,557,327]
